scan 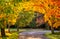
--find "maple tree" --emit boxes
[29,0,60,33]
[43,0,60,33]
[44,0,60,23]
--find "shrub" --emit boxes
[9,33,18,39]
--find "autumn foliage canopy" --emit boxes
[0,0,60,28]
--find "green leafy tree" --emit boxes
[0,0,22,37]
[0,0,11,37]
[15,9,35,31]
[29,18,36,28]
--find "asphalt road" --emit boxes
[18,29,54,39]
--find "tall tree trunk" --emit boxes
[51,26,54,34]
[1,27,6,37]
[8,25,10,33]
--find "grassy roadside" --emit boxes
[0,29,26,39]
[0,32,18,39]
[45,32,60,39]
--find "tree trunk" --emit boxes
[1,27,6,37]
[8,25,10,33]
[45,23,49,30]
[17,26,19,32]
[51,26,54,34]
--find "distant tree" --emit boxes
[15,9,35,32]
[29,17,36,28]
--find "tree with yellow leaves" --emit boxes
[0,0,23,37]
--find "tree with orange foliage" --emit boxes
[44,0,60,34]
[31,0,60,34]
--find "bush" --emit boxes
[9,33,18,39]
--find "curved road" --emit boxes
[19,29,58,39]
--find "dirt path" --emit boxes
[18,32,49,39]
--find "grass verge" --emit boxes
[45,32,60,39]
[0,29,25,39]
[0,32,18,39]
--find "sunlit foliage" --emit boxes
[15,9,35,27]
